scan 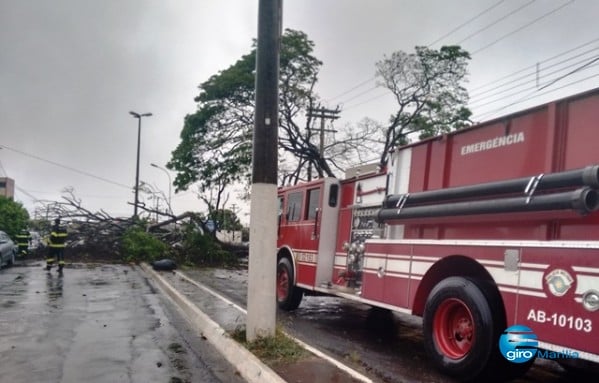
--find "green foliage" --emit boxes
[0,196,30,239]
[231,327,309,365]
[212,208,243,231]
[121,226,169,263]
[178,224,237,266]
[376,45,472,165]
[167,29,324,194]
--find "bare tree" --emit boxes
[375,45,472,166]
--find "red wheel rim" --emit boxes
[433,298,474,359]
[277,267,290,301]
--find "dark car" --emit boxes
[0,230,17,268]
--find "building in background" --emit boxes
[0,177,15,199]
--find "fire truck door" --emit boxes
[314,178,340,286]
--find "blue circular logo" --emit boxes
[499,325,538,363]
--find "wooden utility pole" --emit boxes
[246,0,282,342]
[306,106,340,154]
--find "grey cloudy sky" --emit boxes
[1,0,598,220]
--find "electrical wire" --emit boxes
[474,68,599,121]
[470,0,576,55]
[0,144,131,189]
[470,44,599,100]
[327,1,578,120]
[457,0,536,45]
[339,85,379,105]
[327,77,376,102]
[469,36,599,92]
[427,0,507,47]
[343,91,390,112]
[470,54,599,108]
[14,185,40,202]
[330,1,519,104]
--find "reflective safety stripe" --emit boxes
[58,261,65,265]
[49,244,66,248]
[46,258,55,263]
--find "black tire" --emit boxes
[423,277,507,382]
[276,257,303,310]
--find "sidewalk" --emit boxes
[141,264,371,383]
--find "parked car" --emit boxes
[0,230,17,268]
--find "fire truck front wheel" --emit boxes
[277,257,303,310]
[423,277,502,382]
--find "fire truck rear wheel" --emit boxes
[277,257,303,310]
[423,277,504,382]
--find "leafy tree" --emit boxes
[168,29,376,205]
[121,225,169,263]
[375,45,472,166]
[214,208,243,231]
[0,196,30,239]
[178,223,237,266]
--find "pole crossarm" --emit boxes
[306,106,341,154]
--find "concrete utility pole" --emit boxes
[306,106,340,154]
[246,0,282,342]
[130,111,152,219]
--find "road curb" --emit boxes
[140,263,286,383]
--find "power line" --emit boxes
[328,2,512,106]
[470,53,599,107]
[457,0,536,45]
[473,59,599,114]
[0,144,131,190]
[327,77,376,102]
[470,0,576,55]
[538,56,599,91]
[343,91,390,112]
[470,43,599,100]
[338,85,378,104]
[474,67,599,121]
[427,0,507,47]
[328,1,541,108]
[14,185,40,202]
[469,36,599,92]
[327,1,577,120]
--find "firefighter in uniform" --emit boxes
[47,218,67,272]
[15,229,32,257]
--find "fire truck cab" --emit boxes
[276,89,599,381]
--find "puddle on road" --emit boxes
[45,273,64,301]
[2,300,17,308]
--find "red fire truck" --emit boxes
[276,88,599,381]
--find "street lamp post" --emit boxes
[150,162,172,214]
[130,111,152,218]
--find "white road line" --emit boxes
[175,270,374,383]
[175,270,248,314]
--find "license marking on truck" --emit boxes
[295,251,317,263]
[527,309,592,333]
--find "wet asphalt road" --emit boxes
[0,261,245,383]
[178,267,580,383]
